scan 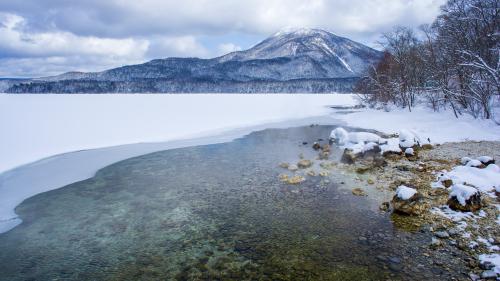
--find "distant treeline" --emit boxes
[6,78,358,94]
[356,0,499,120]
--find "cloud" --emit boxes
[217,43,242,56]
[0,0,447,77]
[146,36,210,59]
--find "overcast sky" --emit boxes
[0,0,446,78]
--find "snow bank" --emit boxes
[449,184,479,206]
[446,165,500,194]
[395,185,417,200]
[333,106,500,144]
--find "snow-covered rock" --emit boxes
[399,129,420,149]
[478,156,495,166]
[466,159,484,168]
[380,138,402,155]
[461,157,473,165]
[330,127,349,145]
[404,148,414,156]
[448,184,482,212]
[392,185,427,215]
[396,185,417,200]
[329,127,381,145]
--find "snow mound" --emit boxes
[329,127,381,145]
[461,157,473,165]
[330,127,349,145]
[449,184,479,206]
[466,159,483,168]
[446,165,500,194]
[396,185,417,200]
[478,156,494,165]
[380,138,402,154]
[405,148,414,156]
[399,129,421,148]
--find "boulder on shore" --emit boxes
[391,185,429,215]
[447,184,482,212]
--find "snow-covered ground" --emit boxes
[335,107,500,143]
[1,94,499,234]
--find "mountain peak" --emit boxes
[272,27,332,37]
[217,28,381,77]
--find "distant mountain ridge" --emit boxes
[4,28,383,93]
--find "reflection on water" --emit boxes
[0,126,453,280]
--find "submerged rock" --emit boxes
[312,142,321,150]
[279,162,289,169]
[297,159,313,169]
[379,202,390,212]
[306,170,317,177]
[287,175,306,185]
[352,188,367,196]
[279,174,306,185]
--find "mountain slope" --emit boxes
[6,28,383,93]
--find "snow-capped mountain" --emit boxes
[217,28,381,78]
[6,28,383,93]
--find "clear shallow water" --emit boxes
[0,126,459,280]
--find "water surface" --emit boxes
[0,126,459,280]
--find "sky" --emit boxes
[0,0,446,78]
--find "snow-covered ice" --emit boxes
[0,94,354,174]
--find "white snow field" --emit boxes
[1,93,500,234]
[335,107,500,144]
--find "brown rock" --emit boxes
[379,202,390,211]
[442,179,453,188]
[391,192,429,216]
[312,142,321,150]
[421,144,433,150]
[321,144,331,152]
[447,193,482,212]
[319,151,330,160]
